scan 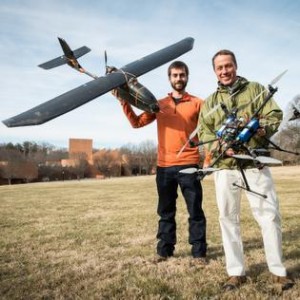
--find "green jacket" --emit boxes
[198,77,283,169]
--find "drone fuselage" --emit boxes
[116,75,159,113]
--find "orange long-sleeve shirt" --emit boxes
[120,93,203,167]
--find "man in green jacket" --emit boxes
[199,49,294,292]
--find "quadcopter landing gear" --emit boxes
[234,163,267,199]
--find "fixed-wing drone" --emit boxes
[3,36,194,127]
[180,71,299,198]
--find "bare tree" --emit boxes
[93,150,122,177]
[0,148,37,184]
[120,144,140,175]
[139,140,157,174]
[71,152,89,179]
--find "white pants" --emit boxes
[214,167,286,277]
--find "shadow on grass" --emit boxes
[200,226,300,282]
[176,226,300,265]
[244,227,300,281]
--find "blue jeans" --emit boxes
[156,165,207,257]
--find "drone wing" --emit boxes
[120,37,194,77]
[38,37,91,70]
[38,46,91,70]
[3,72,126,127]
[3,37,194,127]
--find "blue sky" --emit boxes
[1,0,299,149]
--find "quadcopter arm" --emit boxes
[263,136,299,155]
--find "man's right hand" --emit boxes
[111,89,126,105]
[225,148,235,156]
[111,89,119,98]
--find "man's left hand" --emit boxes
[256,127,266,137]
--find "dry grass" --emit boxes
[0,166,299,299]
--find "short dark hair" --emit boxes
[168,61,189,77]
[212,49,237,69]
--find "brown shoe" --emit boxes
[193,257,208,266]
[271,274,295,291]
[223,276,247,291]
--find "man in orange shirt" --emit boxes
[115,61,207,263]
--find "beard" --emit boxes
[171,80,187,92]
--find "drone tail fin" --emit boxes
[38,37,91,70]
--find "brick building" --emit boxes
[69,138,93,164]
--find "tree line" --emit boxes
[0,140,157,185]
[0,122,299,185]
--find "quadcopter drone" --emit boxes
[180,71,299,198]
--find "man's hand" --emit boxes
[111,89,119,98]
[225,148,235,156]
[111,89,126,105]
[256,127,266,137]
[219,139,235,157]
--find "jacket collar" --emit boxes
[167,92,191,102]
[217,76,249,94]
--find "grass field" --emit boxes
[0,166,299,299]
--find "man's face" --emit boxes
[213,54,237,86]
[169,67,188,92]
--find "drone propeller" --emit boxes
[232,154,282,165]
[198,167,220,172]
[177,124,201,157]
[104,50,108,74]
[255,156,282,164]
[179,167,198,174]
[243,70,288,110]
[270,69,288,86]
[104,50,118,75]
[179,167,220,174]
